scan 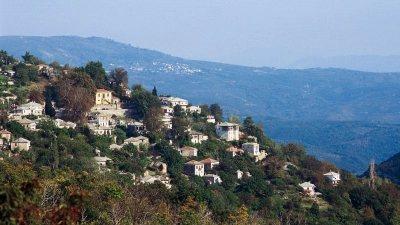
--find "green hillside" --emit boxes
[1,36,400,173]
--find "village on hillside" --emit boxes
[1,51,398,225]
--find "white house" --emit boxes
[94,156,112,166]
[236,170,252,180]
[206,115,216,123]
[203,174,222,185]
[184,160,204,177]
[242,143,260,156]
[324,171,341,185]
[14,102,43,115]
[187,105,201,114]
[162,115,173,129]
[163,97,188,110]
[215,122,240,141]
[54,119,76,129]
[189,130,208,144]
[123,136,149,148]
[161,106,174,116]
[88,125,113,135]
[299,182,316,196]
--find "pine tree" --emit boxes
[45,95,56,118]
[152,86,158,96]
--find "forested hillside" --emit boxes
[1,52,400,224]
[1,36,400,174]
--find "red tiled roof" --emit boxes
[0,129,11,134]
[201,158,212,163]
[97,89,111,93]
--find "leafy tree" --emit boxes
[21,51,45,65]
[56,72,96,124]
[131,84,161,118]
[243,116,254,127]
[5,121,26,138]
[28,89,44,104]
[84,61,108,88]
[0,50,16,66]
[199,104,210,117]
[109,67,128,88]
[143,107,164,132]
[113,128,126,145]
[210,103,223,123]
[228,113,241,126]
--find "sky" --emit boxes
[1,1,400,67]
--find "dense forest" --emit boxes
[1,50,400,224]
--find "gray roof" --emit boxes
[12,137,30,143]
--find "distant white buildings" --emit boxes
[161,96,188,110]
[187,105,201,114]
[215,122,240,141]
[14,102,43,116]
[324,171,341,185]
[299,182,316,196]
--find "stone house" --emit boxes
[18,118,36,131]
[179,146,198,157]
[11,138,31,151]
[184,160,204,177]
[200,158,219,174]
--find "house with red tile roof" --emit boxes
[200,158,219,174]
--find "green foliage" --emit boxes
[131,84,161,118]
[210,103,223,123]
[83,61,108,88]
[44,95,56,118]
[5,120,26,138]
[156,141,184,176]
[228,113,241,126]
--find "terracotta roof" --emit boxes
[0,129,11,134]
[96,89,111,93]
[200,158,219,163]
[180,146,196,151]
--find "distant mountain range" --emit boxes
[1,36,400,174]
[211,47,400,73]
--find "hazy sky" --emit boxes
[1,1,400,64]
